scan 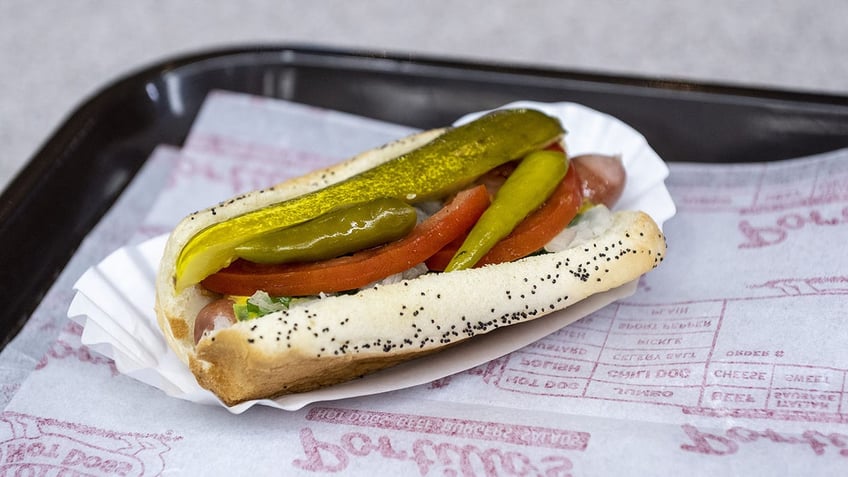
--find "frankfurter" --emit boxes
[154,108,666,405]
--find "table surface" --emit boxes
[1,0,847,193]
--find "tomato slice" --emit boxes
[426,165,582,271]
[201,185,491,297]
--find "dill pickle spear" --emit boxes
[234,198,417,264]
[175,108,563,290]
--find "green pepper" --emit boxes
[175,108,563,290]
[444,150,567,271]
[234,198,418,264]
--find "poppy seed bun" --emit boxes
[155,127,665,406]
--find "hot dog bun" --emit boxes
[155,126,666,406]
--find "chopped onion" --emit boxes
[544,205,613,252]
[367,263,429,288]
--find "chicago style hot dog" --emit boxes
[155,108,666,405]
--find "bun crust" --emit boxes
[155,128,666,406]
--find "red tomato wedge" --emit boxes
[426,165,582,271]
[201,185,491,297]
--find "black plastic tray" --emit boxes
[2,45,848,346]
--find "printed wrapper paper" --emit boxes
[4,91,846,475]
[67,97,676,413]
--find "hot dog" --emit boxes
[154,108,665,405]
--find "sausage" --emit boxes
[194,299,237,343]
[571,154,626,208]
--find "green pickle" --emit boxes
[175,108,563,290]
[445,150,568,271]
[234,198,417,264]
